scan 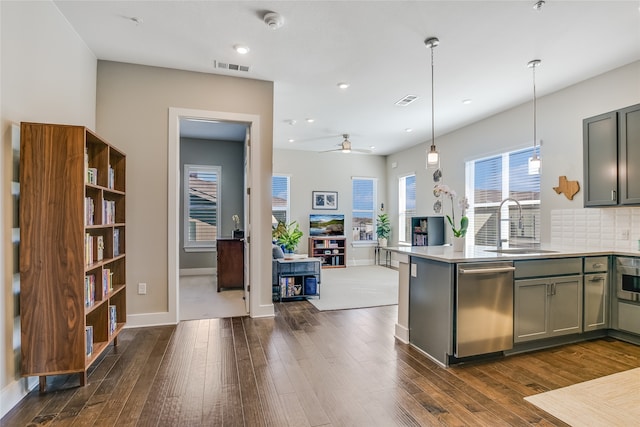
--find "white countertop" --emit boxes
[386,244,640,263]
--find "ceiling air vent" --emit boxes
[395,95,418,106]
[214,60,250,73]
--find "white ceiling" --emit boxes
[54,1,640,155]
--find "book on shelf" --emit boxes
[85,274,96,307]
[102,268,113,294]
[85,197,94,225]
[107,164,114,189]
[95,235,104,262]
[86,167,98,185]
[85,233,94,265]
[113,229,120,256]
[86,325,93,357]
[103,200,115,224]
[109,305,117,335]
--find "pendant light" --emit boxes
[528,59,541,174]
[425,37,440,169]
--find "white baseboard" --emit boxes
[1,376,38,419]
[179,268,215,276]
[394,323,409,344]
[126,312,178,328]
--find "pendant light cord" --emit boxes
[430,44,435,150]
[532,63,537,152]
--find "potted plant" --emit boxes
[273,220,303,253]
[376,213,391,247]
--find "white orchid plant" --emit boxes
[434,184,469,238]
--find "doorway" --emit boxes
[168,108,259,322]
[178,118,248,320]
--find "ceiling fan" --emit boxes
[321,134,372,154]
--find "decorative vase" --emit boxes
[452,236,465,252]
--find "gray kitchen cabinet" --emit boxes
[583,111,618,206]
[619,104,640,205]
[583,256,609,332]
[515,275,583,343]
[583,103,640,206]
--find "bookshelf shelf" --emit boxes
[308,236,347,268]
[19,122,126,392]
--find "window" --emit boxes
[184,165,221,250]
[272,175,290,224]
[465,147,540,247]
[352,177,377,243]
[398,174,416,244]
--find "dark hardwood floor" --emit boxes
[3,301,640,426]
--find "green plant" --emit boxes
[273,220,303,252]
[376,213,391,240]
[434,184,469,238]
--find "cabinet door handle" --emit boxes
[592,263,603,269]
[588,276,604,282]
[611,190,617,201]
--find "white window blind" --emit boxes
[184,165,220,249]
[352,177,376,242]
[272,175,290,224]
[398,174,416,243]
[466,147,540,247]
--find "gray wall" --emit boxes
[95,60,273,318]
[180,137,245,270]
[273,149,387,265]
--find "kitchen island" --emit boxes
[388,243,640,366]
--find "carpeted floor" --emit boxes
[179,275,247,321]
[524,367,640,426]
[308,265,398,311]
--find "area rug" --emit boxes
[308,265,398,311]
[524,367,640,426]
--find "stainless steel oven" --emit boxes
[616,257,640,302]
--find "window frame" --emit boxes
[272,174,291,225]
[352,176,377,246]
[183,164,221,252]
[465,147,540,248]
[398,173,416,245]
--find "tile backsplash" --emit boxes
[550,207,640,251]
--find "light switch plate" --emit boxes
[410,263,417,277]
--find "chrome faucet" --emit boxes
[497,198,523,249]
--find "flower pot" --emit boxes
[378,238,388,247]
[452,236,465,252]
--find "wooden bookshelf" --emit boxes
[308,236,346,268]
[19,122,126,391]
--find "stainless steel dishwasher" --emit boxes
[456,262,515,358]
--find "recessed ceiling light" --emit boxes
[405,128,413,133]
[462,99,472,105]
[288,139,295,143]
[306,118,315,123]
[337,82,350,89]
[234,45,250,54]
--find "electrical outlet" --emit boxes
[138,282,147,295]
[621,229,630,240]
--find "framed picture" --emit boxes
[312,191,338,210]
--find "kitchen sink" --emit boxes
[485,248,559,255]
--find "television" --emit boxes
[309,214,345,237]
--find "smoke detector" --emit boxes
[264,12,284,30]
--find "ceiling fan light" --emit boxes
[341,148,351,153]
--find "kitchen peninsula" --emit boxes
[389,244,640,367]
